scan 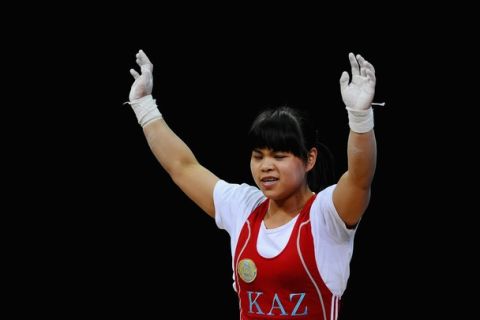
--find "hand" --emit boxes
[129,50,154,101]
[339,53,376,110]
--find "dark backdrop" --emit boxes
[77,36,400,319]
[19,13,464,318]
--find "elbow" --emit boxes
[168,159,197,181]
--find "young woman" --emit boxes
[126,49,377,319]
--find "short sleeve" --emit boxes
[213,180,264,237]
[310,185,358,296]
[310,185,356,243]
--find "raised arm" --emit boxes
[128,50,219,218]
[333,53,377,227]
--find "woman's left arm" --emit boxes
[333,53,377,227]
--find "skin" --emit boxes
[250,148,317,229]
[129,50,376,228]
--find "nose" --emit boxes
[260,159,274,172]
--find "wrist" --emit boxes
[346,107,374,133]
[127,95,163,127]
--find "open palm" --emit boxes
[340,53,376,110]
[129,50,154,101]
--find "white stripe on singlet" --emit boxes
[297,220,327,319]
[331,295,340,320]
[236,220,251,320]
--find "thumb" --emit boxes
[130,68,140,79]
[339,71,349,91]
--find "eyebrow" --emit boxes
[252,148,270,154]
[252,149,287,155]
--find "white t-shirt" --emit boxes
[213,179,357,297]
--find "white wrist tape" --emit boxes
[346,107,374,133]
[127,95,163,127]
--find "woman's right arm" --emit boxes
[128,50,219,218]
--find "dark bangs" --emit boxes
[247,106,335,192]
[247,107,309,160]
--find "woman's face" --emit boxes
[250,148,308,200]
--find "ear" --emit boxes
[305,147,318,172]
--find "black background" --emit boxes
[78,32,407,318]
[11,8,472,318]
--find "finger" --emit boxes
[135,57,152,74]
[138,49,152,64]
[349,52,360,76]
[365,60,376,74]
[136,49,153,72]
[366,69,376,84]
[357,55,367,77]
[339,71,349,91]
[130,68,140,79]
[360,64,367,77]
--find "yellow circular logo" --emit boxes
[237,258,257,283]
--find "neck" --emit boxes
[267,188,314,219]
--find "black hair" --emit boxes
[247,106,335,192]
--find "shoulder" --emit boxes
[213,180,265,231]
[311,185,356,242]
[312,185,336,212]
[214,180,263,204]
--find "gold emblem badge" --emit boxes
[237,258,257,283]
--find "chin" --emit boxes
[261,189,279,200]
